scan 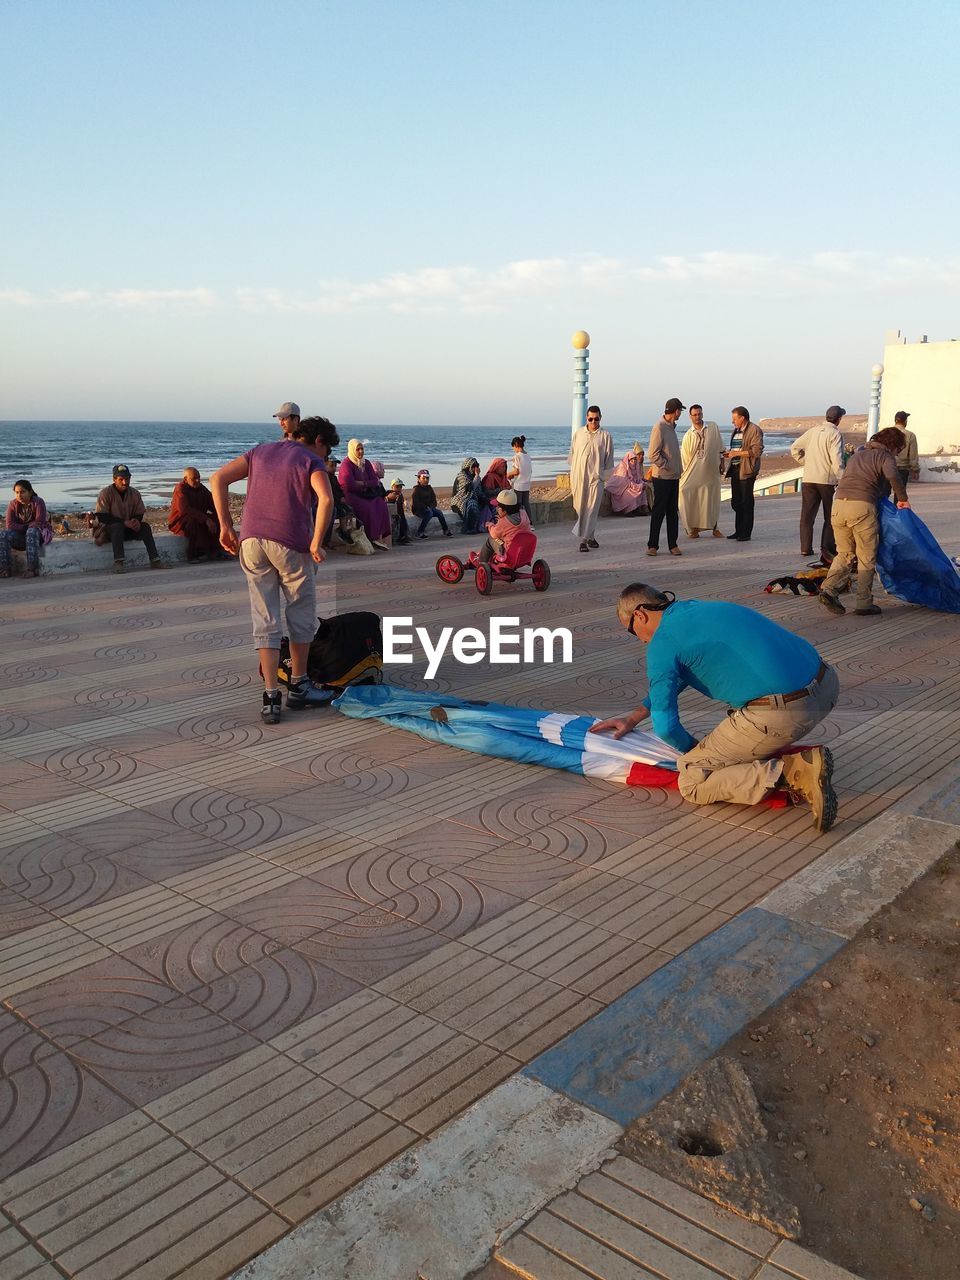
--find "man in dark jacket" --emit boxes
[94,465,163,573]
[412,469,452,538]
[819,428,910,617]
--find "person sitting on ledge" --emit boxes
[168,468,222,561]
[0,479,54,578]
[590,583,840,831]
[412,469,452,538]
[93,465,163,573]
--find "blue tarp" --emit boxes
[877,498,960,613]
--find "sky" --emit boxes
[2,0,958,425]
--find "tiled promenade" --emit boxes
[2,488,959,1279]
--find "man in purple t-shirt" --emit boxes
[211,416,337,722]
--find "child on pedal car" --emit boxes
[478,489,531,562]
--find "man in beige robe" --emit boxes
[679,405,724,538]
[568,405,614,552]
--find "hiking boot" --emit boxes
[854,604,882,616]
[287,678,336,710]
[818,590,845,616]
[112,560,125,574]
[781,746,837,832]
[261,690,282,724]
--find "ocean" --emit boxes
[0,420,799,511]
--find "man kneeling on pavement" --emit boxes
[591,584,840,831]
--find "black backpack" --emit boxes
[272,611,383,689]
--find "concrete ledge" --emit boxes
[230,1075,620,1280]
[7,533,192,576]
[759,810,960,939]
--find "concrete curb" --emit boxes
[229,1076,620,1280]
[233,793,960,1280]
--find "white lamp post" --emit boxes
[867,363,883,438]
[571,330,590,441]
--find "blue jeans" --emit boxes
[416,507,449,535]
[0,528,41,574]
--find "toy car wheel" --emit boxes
[475,561,493,595]
[436,555,464,583]
[532,559,551,591]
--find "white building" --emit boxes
[880,332,960,481]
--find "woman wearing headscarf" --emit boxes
[337,440,391,550]
[452,457,483,533]
[605,444,650,516]
[479,458,510,528]
[1,479,54,577]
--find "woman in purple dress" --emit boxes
[337,440,391,550]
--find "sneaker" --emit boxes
[150,559,164,570]
[854,604,882,616]
[587,539,599,548]
[579,541,590,553]
[287,678,336,710]
[780,746,837,832]
[112,560,125,574]
[818,591,845,616]
[261,690,282,724]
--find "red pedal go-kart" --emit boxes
[436,529,551,595]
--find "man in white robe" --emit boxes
[568,405,614,552]
[679,405,725,538]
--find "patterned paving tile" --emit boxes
[291,911,450,984]
[0,1044,134,1181]
[66,997,262,1107]
[0,1110,287,1279]
[7,857,155,917]
[6,955,182,1049]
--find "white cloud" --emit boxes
[3,252,958,317]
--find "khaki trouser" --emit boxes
[678,665,839,806]
[820,498,879,610]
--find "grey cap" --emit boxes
[825,405,846,423]
[272,401,301,419]
[664,397,686,413]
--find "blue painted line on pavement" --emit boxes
[523,905,844,1127]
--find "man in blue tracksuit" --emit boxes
[591,584,840,831]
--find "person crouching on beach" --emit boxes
[168,468,222,561]
[211,416,336,723]
[412,469,452,538]
[0,480,54,578]
[93,465,164,573]
[478,489,531,562]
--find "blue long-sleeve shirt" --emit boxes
[641,600,822,753]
